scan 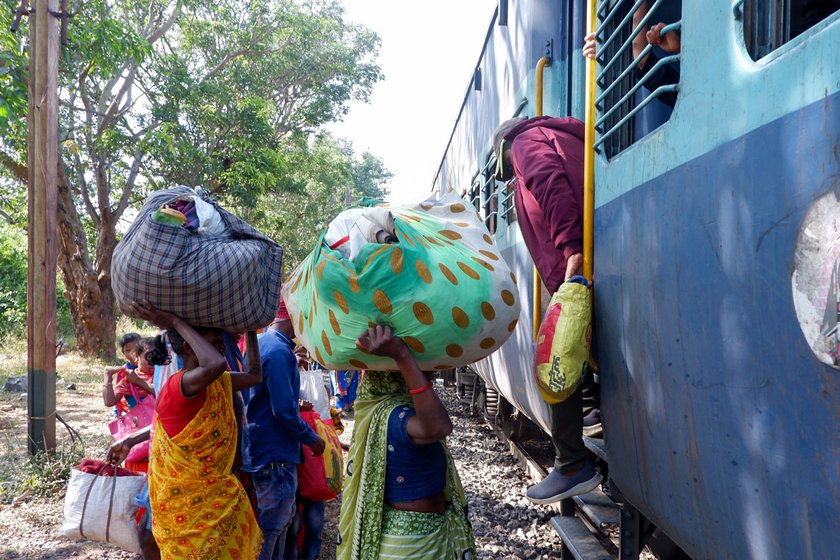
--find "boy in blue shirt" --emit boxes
[241,301,325,560]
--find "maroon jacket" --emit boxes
[505,116,585,293]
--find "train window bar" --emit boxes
[596,50,680,128]
[598,0,670,77]
[594,0,682,158]
[500,183,516,224]
[466,176,481,213]
[481,159,498,234]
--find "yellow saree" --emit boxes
[150,372,261,559]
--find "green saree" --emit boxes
[337,372,476,560]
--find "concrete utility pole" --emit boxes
[26,0,60,455]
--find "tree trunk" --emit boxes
[56,165,116,360]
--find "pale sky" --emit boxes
[327,0,497,204]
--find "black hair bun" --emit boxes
[146,335,172,366]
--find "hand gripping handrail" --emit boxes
[594,20,681,106]
[595,51,680,127]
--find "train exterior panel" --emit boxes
[434,1,840,558]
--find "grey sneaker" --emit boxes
[526,462,603,504]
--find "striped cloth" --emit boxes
[112,187,283,332]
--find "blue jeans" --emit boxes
[251,463,298,560]
[298,498,326,560]
[284,497,326,560]
[284,497,325,560]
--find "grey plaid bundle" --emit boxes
[112,187,284,332]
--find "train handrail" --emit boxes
[533,56,551,342]
[584,0,598,283]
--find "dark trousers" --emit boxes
[550,375,599,473]
[284,497,326,560]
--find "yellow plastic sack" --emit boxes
[534,278,592,403]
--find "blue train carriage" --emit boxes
[433,1,840,559]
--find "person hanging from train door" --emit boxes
[491,116,603,504]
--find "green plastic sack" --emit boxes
[282,192,521,371]
[534,278,592,403]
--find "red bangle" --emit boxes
[408,382,433,395]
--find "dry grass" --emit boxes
[0,332,146,558]
[0,321,344,559]
[0,345,117,503]
[0,320,151,508]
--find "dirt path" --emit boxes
[0,348,354,559]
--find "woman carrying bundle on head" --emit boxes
[337,324,475,560]
[110,300,265,559]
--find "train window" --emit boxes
[500,181,517,224]
[741,1,840,60]
[466,174,481,216]
[480,159,498,235]
[593,0,682,159]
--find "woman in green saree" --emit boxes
[337,325,476,560]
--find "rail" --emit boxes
[583,0,598,283]
[532,56,552,342]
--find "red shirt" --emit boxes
[156,370,206,438]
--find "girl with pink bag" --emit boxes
[106,337,157,473]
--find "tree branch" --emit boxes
[98,67,137,133]
[70,148,99,226]
[200,46,279,84]
[112,151,144,221]
[147,1,180,44]
[0,151,28,183]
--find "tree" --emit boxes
[0,0,382,359]
[253,132,392,270]
[351,151,392,201]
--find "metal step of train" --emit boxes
[573,489,619,531]
[551,515,614,560]
[583,436,607,462]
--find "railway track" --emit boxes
[485,417,621,560]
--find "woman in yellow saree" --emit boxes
[131,300,264,559]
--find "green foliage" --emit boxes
[0,223,73,340]
[0,223,27,335]
[146,0,383,209]
[352,151,393,200]
[254,133,392,270]
[0,0,386,354]
[0,3,28,136]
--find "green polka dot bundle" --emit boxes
[282,192,521,371]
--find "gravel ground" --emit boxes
[0,376,626,559]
